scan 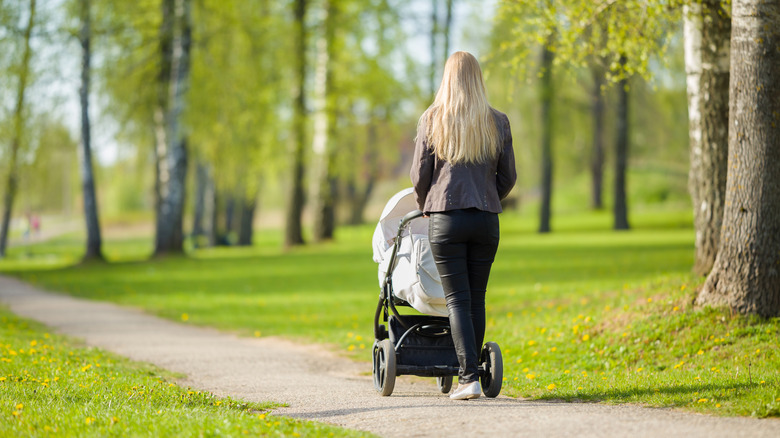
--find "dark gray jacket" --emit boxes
[410,108,517,213]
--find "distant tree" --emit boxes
[538,43,554,233]
[78,0,104,261]
[697,0,780,317]
[0,0,36,258]
[285,0,307,247]
[613,55,630,231]
[684,0,731,276]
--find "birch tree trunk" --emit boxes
[78,0,104,261]
[154,0,174,253]
[192,160,209,248]
[697,0,780,317]
[284,0,307,247]
[312,0,337,242]
[538,45,554,234]
[613,55,630,231]
[155,0,191,255]
[684,0,731,276]
[0,0,36,258]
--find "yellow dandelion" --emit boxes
[694,376,701,380]
[85,417,95,425]
[716,404,721,408]
[547,383,556,390]
[347,345,355,351]
[622,332,628,337]
[636,368,643,373]
[760,380,765,384]
[514,377,518,381]
[697,398,707,403]
[696,350,704,355]
[254,331,261,337]
[528,340,536,346]
[347,332,354,338]
[258,414,266,420]
[564,370,570,374]
[522,367,529,373]
[532,351,539,357]
[525,373,536,380]
[181,313,189,322]
[507,312,513,318]
[550,347,557,352]
[359,344,366,350]
[0,377,5,382]
[30,340,37,347]
[582,334,590,341]
[681,284,687,291]
[355,335,363,341]
[516,358,523,363]
[16,403,23,410]
[582,371,588,377]
[577,386,583,390]
[673,306,679,312]
[647,298,653,303]
[12,411,19,417]
[755,349,761,354]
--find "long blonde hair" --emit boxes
[419,51,499,165]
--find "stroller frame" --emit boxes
[372,209,503,397]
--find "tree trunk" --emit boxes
[442,0,453,61]
[697,0,780,317]
[312,0,337,242]
[191,160,208,248]
[0,0,36,258]
[78,0,104,261]
[538,45,554,234]
[237,194,257,246]
[284,0,307,247]
[155,0,191,255]
[590,64,605,210]
[430,0,439,97]
[684,0,731,276]
[613,55,630,231]
[154,0,174,253]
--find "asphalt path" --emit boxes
[1,275,776,438]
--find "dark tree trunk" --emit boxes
[430,0,439,97]
[685,0,731,276]
[78,0,103,261]
[192,160,208,248]
[154,0,174,253]
[237,194,256,247]
[698,0,780,317]
[613,55,630,231]
[443,0,453,61]
[590,64,605,210]
[538,45,554,234]
[284,0,307,247]
[0,0,35,258]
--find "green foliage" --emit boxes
[2,208,778,417]
[0,307,372,437]
[495,0,683,81]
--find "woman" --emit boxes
[410,51,516,400]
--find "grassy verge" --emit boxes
[0,308,371,437]
[1,208,778,418]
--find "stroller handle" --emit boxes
[398,210,425,230]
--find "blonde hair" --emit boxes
[419,51,499,165]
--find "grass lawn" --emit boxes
[1,208,778,419]
[0,308,371,437]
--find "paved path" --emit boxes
[0,275,776,438]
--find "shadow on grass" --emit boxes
[536,380,770,404]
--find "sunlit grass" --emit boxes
[1,208,778,418]
[0,308,372,437]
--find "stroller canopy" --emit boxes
[372,188,447,317]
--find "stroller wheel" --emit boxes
[373,339,396,396]
[480,342,503,398]
[436,376,453,393]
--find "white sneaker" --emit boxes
[449,381,481,400]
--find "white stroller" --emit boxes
[371,188,503,397]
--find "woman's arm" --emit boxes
[496,115,517,200]
[410,119,435,211]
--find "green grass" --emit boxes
[0,307,371,437]
[1,208,778,419]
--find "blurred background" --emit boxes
[0,0,688,257]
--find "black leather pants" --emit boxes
[428,208,499,384]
